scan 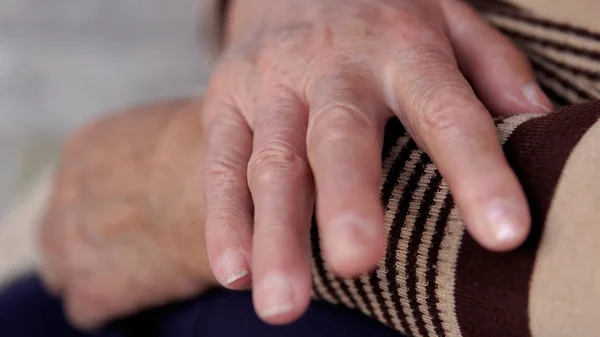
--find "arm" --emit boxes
[35,97,600,336]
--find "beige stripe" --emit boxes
[377,147,421,333]
[341,277,370,316]
[526,43,600,76]
[361,134,411,324]
[412,163,444,337]
[506,0,600,32]
[486,13,600,53]
[424,115,531,336]
[496,113,543,144]
[395,157,439,337]
[312,263,338,304]
[534,70,588,104]
[360,270,388,325]
[435,204,463,337]
[324,268,356,309]
[529,120,600,337]
[529,53,600,99]
[526,48,600,95]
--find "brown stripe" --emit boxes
[487,12,600,53]
[335,275,359,308]
[310,218,341,304]
[488,7,600,42]
[527,50,600,99]
[370,126,413,326]
[406,157,439,337]
[530,55,600,101]
[386,150,428,335]
[526,44,600,75]
[350,117,406,318]
[530,59,596,101]
[369,137,417,327]
[498,27,600,61]
[426,192,454,337]
[535,70,584,105]
[528,48,600,81]
[466,0,521,14]
[311,289,322,301]
[538,81,572,106]
[352,278,374,317]
[454,102,600,337]
[382,118,405,161]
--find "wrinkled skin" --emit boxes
[202,0,551,324]
[39,99,217,329]
[40,0,554,329]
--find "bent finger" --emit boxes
[306,66,388,276]
[202,100,254,289]
[381,46,530,251]
[442,0,552,115]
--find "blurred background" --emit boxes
[0,0,212,216]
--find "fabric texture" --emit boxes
[312,102,598,337]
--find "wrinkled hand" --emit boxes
[202,0,552,324]
[39,99,217,329]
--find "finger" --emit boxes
[305,66,387,276]
[247,89,313,324]
[381,45,530,251]
[441,0,552,116]
[202,100,254,289]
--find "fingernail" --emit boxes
[523,83,553,113]
[484,200,529,246]
[257,273,295,318]
[218,249,250,285]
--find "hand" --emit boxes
[202,0,552,324]
[39,99,217,329]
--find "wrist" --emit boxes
[223,0,268,47]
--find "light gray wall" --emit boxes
[0,0,211,212]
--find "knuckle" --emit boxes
[248,141,308,187]
[203,149,248,186]
[413,84,479,139]
[308,104,373,149]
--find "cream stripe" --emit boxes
[533,70,585,104]
[529,120,600,337]
[361,134,411,324]
[430,119,527,337]
[505,0,600,32]
[435,206,463,337]
[526,43,600,75]
[312,263,338,303]
[341,277,370,316]
[377,147,421,332]
[396,161,437,337]
[486,13,600,53]
[496,113,543,144]
[415,166,449,337]
[324,268,356,309]
[529,53,600,99]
